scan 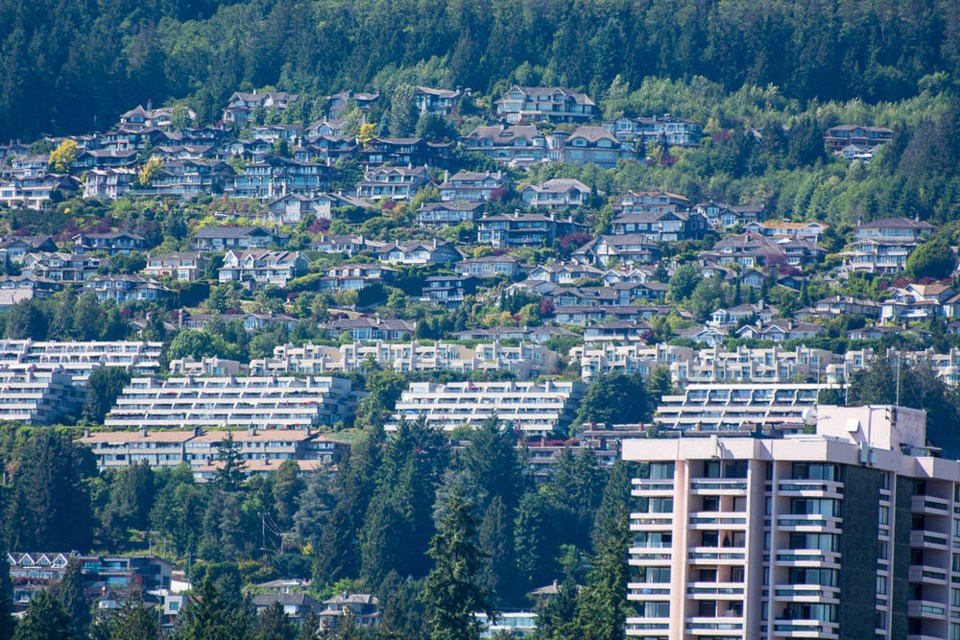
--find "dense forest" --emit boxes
[2,0,960,140]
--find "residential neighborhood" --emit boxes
[1,16,960,640]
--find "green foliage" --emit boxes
[576,373,648,426]
[13,591,73,640]
[573,461,631,640]
[83,367,131,425]
[106,592,159,640]
[5,430,94,551]
[421,487,492,640]
[668,263,702,302]
[906,237,957,280]
[215,432,247,491]
[58,560,90,639]
[173,568,253,640]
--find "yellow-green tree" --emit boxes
[358,122,377,148]
[49,140,77,173]
[138,156,162,187]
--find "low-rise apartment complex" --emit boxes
[391,380,586,435]
[249,341,561,380]
[104,375,360,430]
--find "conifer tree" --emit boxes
[58,559,90,639]
[13,591,73,640]
[422,488,491,640]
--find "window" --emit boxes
[879,506,889,525]
[792,463,839,481]
[648,498,673,514]
[877,576,887,595]
[790,498,839,517]
[702,496,720,512]
[698,601,717,617]
[789,533,840,552]
[649,462,675,480]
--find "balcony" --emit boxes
[912,495,950,516]
[909,565,947,584]
[688,547,746,565]
[777,481,843,497]
[685,616,744,636]
[690,478,747,495]
[686,582,745,599]
[688,513,747,529]
[771,619,839,639]
[627,583,671,599]
[775,515,842,531]
[773,584,840,602]
[910,530,949,550]
[907,600,946,620]
[774,549,841,567]
[625,617,669,636]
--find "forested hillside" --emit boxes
[2,0,959,140]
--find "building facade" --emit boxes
[623,404,960,640]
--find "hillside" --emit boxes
[2,0,959,139]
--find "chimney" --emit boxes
[140,426,148,438]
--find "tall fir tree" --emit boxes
[58,559,90,640]
[13,590,73,640]
[421,488,492,640]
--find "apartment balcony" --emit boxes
[773,549,841,567]
[772,584,840,603]
[774,515,842,532]
[625,617,669,636]
[776,480,843,498]
[688,513,748,529]
[630,512,674,530]
[771,619,839,639]
[909,565,948,585]
[686,582,745,600]
[631,478,675,497]
[690,478,747,495]
[627,582,671,600]
[688,546,746,565]
[628,546,673,563]
[685,616,744,636]
[907,600,946,620]
[910,530,949,550]
[911,495,950,516]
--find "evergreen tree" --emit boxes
[456,417,525,514]
[58,559,90,639]
[5,430,94,551]
[314,425,383,584]
[254,601,294,640]
[534,577,580,640]
[0,539,14,640]
[478,496,519,607]
[83,367,132,424]
[101,461,155,549]
[296,612,320,640]
[359,493,406,588]
[575,373,648,426]
[108,591,159,640]
[293,472,333,548]
[421,488,492,640]
[272,459,304,531]
[513,491,557,591]
[13,591,73,640]
[174,568,253,640]
[574,461,631,640]
[215,432,247,491]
